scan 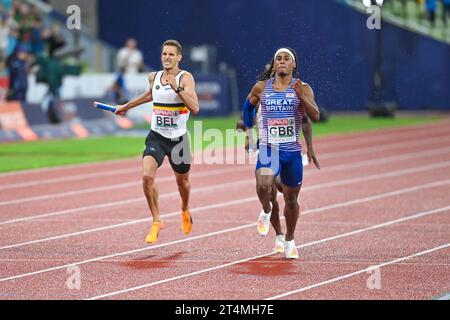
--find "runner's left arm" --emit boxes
[292,81,320,122]
[176,72,200,115]
[302,114,320,169]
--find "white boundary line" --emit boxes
[0,165,251,206]
[86,205,450,300]
[0,120,446,178]
[1,129,449,191]
[315,126,450,150]
[0,120,445,179]
[0,157,140,178]
[1,162,449,250]
[0,179,252,226]
[1,179,449,285]
[319,136,450,160]
[2,145,450,225]
[435,292,450,300]
[0,155,449,226]
[265,242,450,300]
[0,167,139,191]
[1,141,450,206]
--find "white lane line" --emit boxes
[317,126,450,150]
[265,242,450,300]
[305,161,450,192]
[2,143,450,206]
[434,292,450,300]
[0,157,140,178]
[0,162,450,250]
[318,146,450,174]
[0,165,251,206]
[0,189,254,251]
[313,121,450,146]
[319,136,450,160]
[0,152,450,226]
[1,178,449,285]
[0,167,139,191]
[86,205,450,300]
[0,179,252,226]
[1,162,449,250]
[0,168,450,250]
[303,179,450,215]
[0,121,445,179]
[1,129,449,191]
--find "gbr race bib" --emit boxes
[268,118,296,144]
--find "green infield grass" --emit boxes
[0,114,445,173]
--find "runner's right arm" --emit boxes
[243,81,265,152]
[115,72,156,116]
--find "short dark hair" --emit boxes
[162,40,182,55]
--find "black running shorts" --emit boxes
[143,130,192,174]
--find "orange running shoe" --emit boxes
[181,209,193,234]
[145,221,164,243]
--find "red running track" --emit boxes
[0,119,449,300]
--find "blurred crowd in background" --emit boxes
[351,0,450,36]
[0,0,70,102]
[384,0,450,28]
[0,0,448,126]
[0,0,147,109]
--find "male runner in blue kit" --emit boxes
[242,47,320,259]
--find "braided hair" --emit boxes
[256,47,299,82]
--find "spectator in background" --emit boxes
[0,4,9,21]
[117,38,144,74]
[110,67,128,105]
[2,0,12,11]
[5,6,19,31]
[6,45,29,101]
[12,2,29,27]
[30,17,44,56]
[0,17,9,60]
[425,0,437,27]
[28,5,40,24]
[43,24,66,57]
[6,26,18,58]
[444,0,450,27]
[18,7,32,52]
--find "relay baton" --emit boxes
[94,101,117,113]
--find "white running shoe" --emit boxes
[284,240,299,259]
[274,235,285,253]
[257,204,272,236]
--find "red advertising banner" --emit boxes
[0,101,37,141]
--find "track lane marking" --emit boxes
[1,143,450,206]
[265,242,450,300]
[86,205,450,300]
[1,180,449,286]
[1,162,450,250]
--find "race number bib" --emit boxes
[268,118,296,143]
[153,109,179,130]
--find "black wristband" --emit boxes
[175,86,184,93]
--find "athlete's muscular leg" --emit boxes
[270,183,283,235]
[143,156,160,221]
[282,185,301,241]
[175,171,190,212]
[255,168,275,213]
